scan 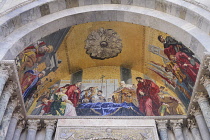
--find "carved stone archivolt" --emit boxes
[85,28,122,60]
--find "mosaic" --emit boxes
[15,22,200,116]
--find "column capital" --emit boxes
[187,118,198,129]
[156,120,168,129]
[194,92,209,102]
[170,119,183,130]
[200,75,210,87]
[16,120,26,130]
[44,120,57,130]
[27,119,41,130]
[190,106,202,116]
[0,63,13,78]
[3,80,17,94]
[203,56,210,71]
[7,98,18,110]
[12,112,24,121]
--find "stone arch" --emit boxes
[1,4,209,61]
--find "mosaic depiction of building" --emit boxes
[15,21,200,117]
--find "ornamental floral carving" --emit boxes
[85,28,123,60]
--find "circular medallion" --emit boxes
[85,28,123,60]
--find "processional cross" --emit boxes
[100,75,105,90]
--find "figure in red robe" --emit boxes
[158,35,195,60]
[170,52,200,83]
[65,82,82,107]
[136,77,161,116]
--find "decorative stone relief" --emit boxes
[85,28,122,60]
[58,127,155,140]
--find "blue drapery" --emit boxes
[76,102,144,116]
[23,70,39,102]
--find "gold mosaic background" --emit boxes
[27,21,187,115]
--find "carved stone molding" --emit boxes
[44,119,57,130]
[187,118,198,129]
[194,92,209,102]
[170,119,183,130]
[156,120,168,129]
[27,119,41,130]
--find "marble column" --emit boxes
[26,119,40,140]
[44,120,57,140]
[12,120,26,140]
[0,64,12,97]
[200,75,210,97]
[170,119,185,140]
[0,81,16,124]
[195,92,210,131]
[0,97,18,139]
[191,107,210,140]
[156,120,169,140]
[5,112,23,140]
[187,119,202,140]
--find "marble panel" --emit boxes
[0,20,15,40]
[20,7,42,25]
[199,18,210,34]
[48,0,66,13]
[111,0,121,4]
[40,4,50,17]
[121,0,133,5]
[179,7,187,20]
[145,0,155,9]
[66,0,79,8]
[185,10,199,25]
[132,0,146,6]
[155,0,167,13]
